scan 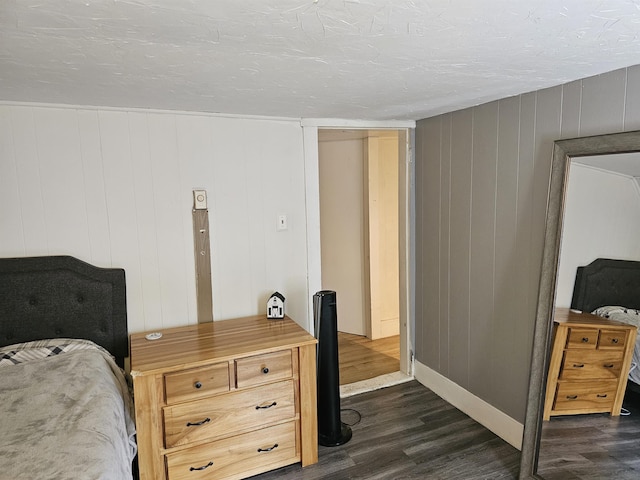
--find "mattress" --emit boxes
[0,339,136,480]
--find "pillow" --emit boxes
[0,338,112,367]
[592,305,640,318]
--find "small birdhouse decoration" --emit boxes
[267,292,285,319]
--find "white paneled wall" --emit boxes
[0,105,309,334]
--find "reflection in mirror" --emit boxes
[519,131,640,480]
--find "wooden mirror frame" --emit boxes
[519,130,640,479]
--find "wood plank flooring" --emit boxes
[537,389,640,479]
[248,380,520,480]
[338,332,400,385]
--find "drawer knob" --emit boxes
[572,364,584,368]
[597,394,608,398]
[189,461,214,472]
[566,395,578,400]
[257,443,279,453]
[194,381,202,389]
[604,364,615,368]
[581,337,589,343]
[262,367,269,374]
[611,338,619,344]
[255,401,277,410]
[186,417,211,427]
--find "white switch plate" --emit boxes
[277,214,288,231]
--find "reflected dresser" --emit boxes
[543,308,637,420]
[130,315,318,480]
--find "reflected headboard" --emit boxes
[570,258,640,314]
[0,256,128,367]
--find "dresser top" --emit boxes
[554,307,636,329]
[130,315,317,375]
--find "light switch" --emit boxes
[277,214,288,231]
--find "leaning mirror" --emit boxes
[520,130,640,479]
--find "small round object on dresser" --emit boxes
[145,332,163,341]
[262,367,269,374]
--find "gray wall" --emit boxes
[415,65,640,422]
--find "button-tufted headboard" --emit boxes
[0,255,127,367]
[571,258,640,314]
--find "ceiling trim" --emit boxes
[301,118,415,128]
[0,100,302,123]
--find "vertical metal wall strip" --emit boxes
[193,190,214,323]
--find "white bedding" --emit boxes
[0,339,136,479]
[592,306,640,386]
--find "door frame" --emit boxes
[301,119,415,375]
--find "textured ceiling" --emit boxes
[2,0,640,121]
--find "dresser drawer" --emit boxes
[554,380,617,411]
[566,328,598,349]
[165,420,298,480]
[164,379,296,448]
[559,350,624,380]
[165,362,230,405]
[598,329,628,350]
[236,350,293,389]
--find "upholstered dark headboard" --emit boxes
[571,258,640,313]
[0,256,128,367]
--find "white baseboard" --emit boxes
[340,371,413,398]
[414,361,523,450]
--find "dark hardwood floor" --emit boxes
[537,389,640,480]
[248,380,520,479]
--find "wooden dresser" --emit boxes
[130,315,318,480]
[543,308,637,421]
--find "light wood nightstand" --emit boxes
[130,315,318,480]
[543,308,637,421]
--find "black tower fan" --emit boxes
[313,290,352,446]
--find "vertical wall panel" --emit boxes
[421,118,442,368]
[624,65,640,130]
[33,108,91,259]
[469,102,498,399]
[262,121,309,326]
[208,117,255,321]
[145,114,191,328]
[174,114,214,324]
[10,108,48,255]
[97,110,146,328]
[493,95,521,410]
[438,114,452,376]
[560,80,582,139]
[580,69,626,136]
[448,109,473,388]
[0,108,24,254]
[76,110,112,264]
[127,112,165,330]
[531,87,562,306]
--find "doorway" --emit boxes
[317,129,404,386]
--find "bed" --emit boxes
[571,257,640,390]
[0,255,137,479]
